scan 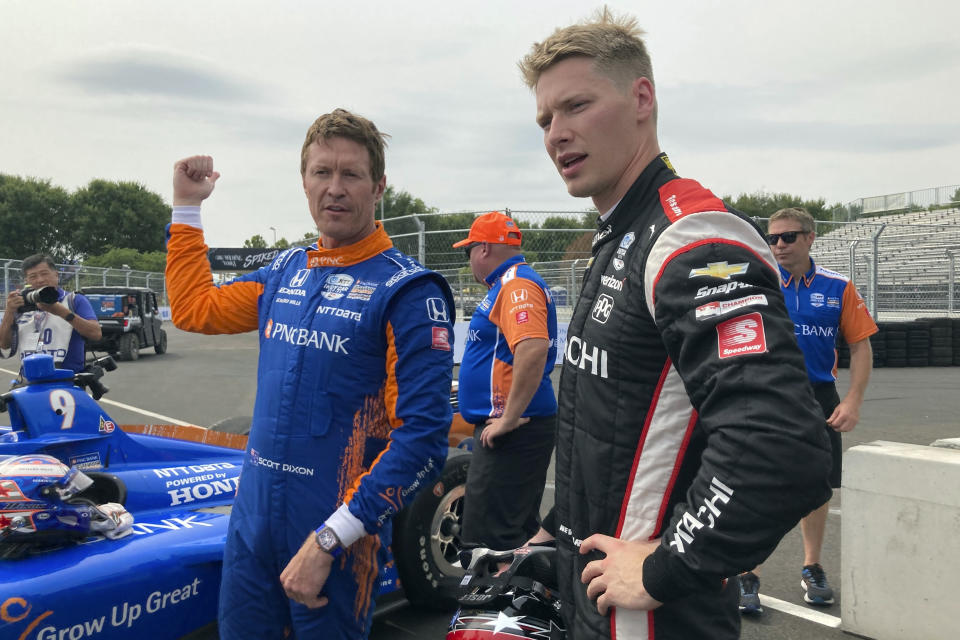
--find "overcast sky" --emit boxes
[2,0,958,246]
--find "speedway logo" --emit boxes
[264,320,350,354]
[717,312,767,359]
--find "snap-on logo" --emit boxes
[717,312,767,359]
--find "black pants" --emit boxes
[812,382,843,489]
[461,414,556,550]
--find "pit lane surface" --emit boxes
[4,324,958,639]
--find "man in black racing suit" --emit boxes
[520,9,833,640]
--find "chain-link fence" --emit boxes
[382,209,593,320]
[4,205,958,322]
[0,259,167,312]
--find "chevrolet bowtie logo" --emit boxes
[688,262,749,280]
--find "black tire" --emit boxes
[208,416,252,435]
[155,329,168,355]
[119,333,139,361]
[393,449,470,610]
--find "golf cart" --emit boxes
[78,287,167,361]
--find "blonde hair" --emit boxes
[769,207,816,234]
[519,6,654,92]
[300,109,389,182]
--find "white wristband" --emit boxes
[172,206,203,229]
[324,503,367,548]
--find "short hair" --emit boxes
[519,7,654,92]
[22,254,56,273]
[300,108,389,183]
[769,207,816,234]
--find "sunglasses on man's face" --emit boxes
[464,242,483,259]
[765,231,806,245]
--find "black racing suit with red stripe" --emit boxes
[553,154,832,639]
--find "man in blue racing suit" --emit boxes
[166,109,455,639]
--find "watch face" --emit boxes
[318,528,338,551]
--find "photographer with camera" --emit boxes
[0,255,101,374]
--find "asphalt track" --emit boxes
[4,324,958,639]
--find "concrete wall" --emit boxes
[842,441,960,640]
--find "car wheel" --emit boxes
[119,334,139,361]
[208,416,252,436]
[392,449,470,610]
[155,329,168,355]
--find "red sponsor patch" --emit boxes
[717,312,767,359]
[431,326,451,351]
[516,310,529,324]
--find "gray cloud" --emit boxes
[59,47,261,102]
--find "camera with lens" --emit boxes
[18,285,60,313]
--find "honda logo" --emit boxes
[510,289,528,304]
[289,269,309,287]
[591,294,614,324]
[426,297,449,323]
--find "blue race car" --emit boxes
[0,354,471,639]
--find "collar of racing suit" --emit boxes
[306,222,394,268]
[482,254,527,288]
[595,152,677,247]
[778,257,818,289]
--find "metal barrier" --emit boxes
[0,260,168,311]
[4,205,957,322]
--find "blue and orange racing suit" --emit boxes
[166,218,454,639]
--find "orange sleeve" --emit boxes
[165,224,262,334]
[839,281,878,344]
[490,277,550,352]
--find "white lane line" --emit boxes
[0,365,192,426]
[760,594,842,628]
[98,398,192,426]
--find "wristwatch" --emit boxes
[314,523,343,558]
[64,312,76,323]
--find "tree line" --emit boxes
[2,171,860,273]
[0,174,169,271]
